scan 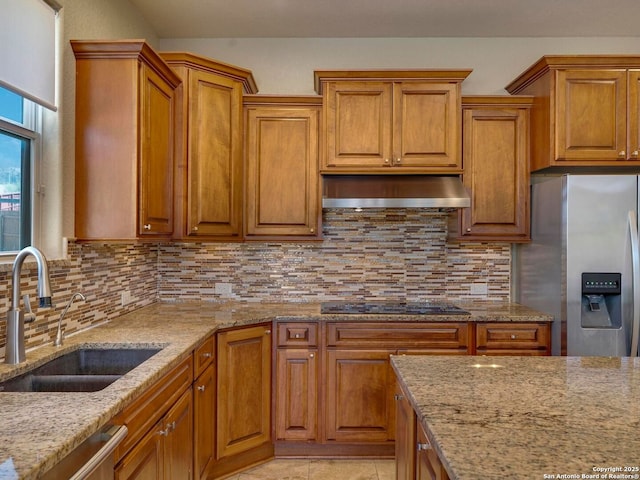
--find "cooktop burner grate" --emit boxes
[320,301,470,315]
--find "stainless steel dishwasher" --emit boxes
[40,424,128,480]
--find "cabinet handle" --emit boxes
[143,224,151,230]
[201,352,212,358]
[158,422,175,436]
[417,442,432,451]
[394,394,405,401]
[197,385,206,392]
[619,150,626,157]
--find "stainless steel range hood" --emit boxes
[322,175,470,209]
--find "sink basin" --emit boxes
[0,348,162,392]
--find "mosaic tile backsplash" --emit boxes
[0,209,510,357]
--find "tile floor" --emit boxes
[223,458,396,480]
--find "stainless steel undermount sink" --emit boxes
[0,347,163,392]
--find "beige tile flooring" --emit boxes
[223,458,396,480]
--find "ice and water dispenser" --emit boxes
[581,272,622,328]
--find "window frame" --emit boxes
[0,98,42,257]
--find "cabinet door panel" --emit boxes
[115,420,164,480]
[395,82,460,169]
[217,325,272,459]
[416,422,449,480]
[188,71,243,237]
[324,82,393,168]
[275,349,318,441]
[194,365,215,479]
[139,64,175,235]
[245,107,320,237]
[164,388,193,480]
[460,106,529,240]
[556,70,626,161]
[325,349,395,442]
[629,70,640,161]
[395,382,416,480]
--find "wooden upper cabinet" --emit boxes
[160,52,258,241]
[315,70,471,173]
[243,96,322,239]
[506,56,640,171]
[72,40,181,241]
[450,96,532,243]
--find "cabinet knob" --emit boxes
[395,157,401,164]
[201,352,212,358]
[417,442,432,451]
[310,353,315,358]
[193,226,199,231]
[632,150,639,157]
[143,224,151,230]
[310,228,315,234]
[197,385,206,392]
[511,334,517,340]
[466,228,472,232]
[265,329,271,335]
[619,150,626,157]
[294,333,301,339]
[384,158,391,165]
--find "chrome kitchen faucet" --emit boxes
[5,246,53,364]
[54,292,85,347]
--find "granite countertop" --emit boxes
[391,355,640,480]
[0,300,551,479]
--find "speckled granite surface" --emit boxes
[391,355,640,480]
[0,301,551,479]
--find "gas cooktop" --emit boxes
[320,301,470,315]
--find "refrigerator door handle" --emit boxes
[628,210,640,357]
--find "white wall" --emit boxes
[157,37,640,95]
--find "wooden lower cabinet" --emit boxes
[194,364,215,479]
[275,348,318,441]
[116,388,193,480]
[476,322,551,355]
[395,380,449,480]
[416,422,449,480]
[325,349,396,443]
[213,324,273,478]
[395,382,416,480]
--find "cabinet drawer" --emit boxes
[326,322,470,351]
[113,355,193,462]
[194,335,215,378]
[476,323,550,352]
[277,322,318,347]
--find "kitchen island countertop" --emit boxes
[0,300,551,479]
[391,354,640,480]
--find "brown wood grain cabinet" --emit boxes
[475,322,551,356]
[506,56,640,171]
[214,324,273,478]
[314,70,471,173]
[449,96,533,242]
[193,336,215,480]
[275,322,319,442]
[243,96,322,239]
[113,356,194,480]
[395,380,449,480]
[160,52,258,241]
[72,40,181,241]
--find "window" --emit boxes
[0,85,38,253]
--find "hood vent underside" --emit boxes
[322,175,470,209]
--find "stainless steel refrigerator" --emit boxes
[514,174,640,356]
